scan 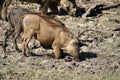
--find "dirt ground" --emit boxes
[0,0,120,80]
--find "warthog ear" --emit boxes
[66,33,74,40]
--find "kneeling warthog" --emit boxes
[21,14,79,60]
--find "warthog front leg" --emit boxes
[22,35,31,57]
[22,37,30,57]
[52,41,61,59]
[22,28,34,57]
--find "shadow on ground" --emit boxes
[79,52,97,61]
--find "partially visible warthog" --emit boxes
[60,0,78,15]
[19,0,78,15]
[19,0,60,15]
[3,8,31,52]
[3,8,64,52]
[1,0,60,20]
[1,0,78,20]
[21,14,79,60]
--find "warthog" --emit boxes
[21,14,79,60]
[3,8,64,52]
[3,8,31,52]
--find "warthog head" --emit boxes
[61,32,79,60]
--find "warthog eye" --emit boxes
[71,42,78,46]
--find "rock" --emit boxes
[28,38,40,49]
[81,46,89,52]
[0,53,7,58]
[41,60,49,64]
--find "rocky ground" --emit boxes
[0,0,120,80]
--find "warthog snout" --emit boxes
[63,38,79,60]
